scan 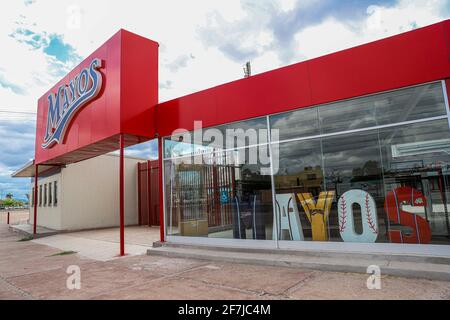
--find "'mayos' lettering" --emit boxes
[42,58,103,149]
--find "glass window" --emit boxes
[164,117,269,160]
[272,139,324,241]
[48,182,52,207]
[166,145,273,240]
[215,117,268,150]
[319,97,377,134]
[44,184,47,206]
[379,119,450,242]
[54,181,58,207]
[320,82,446,134]
[271,82,450,245]
[270,107,320,142]
[165,82,450,246]
[270,82,446,139]
[273,131,387,242]
[273,122,450,245]
[39,185,42,207]
[164,136,194,159]
[272,125,450,245]
[321,131,387,242]
[374,82,446,126]
[273,139,323,193]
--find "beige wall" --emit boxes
[30,154,143,231]
[29,173,62,230]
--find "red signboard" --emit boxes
[35,29,158,165]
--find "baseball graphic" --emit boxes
[338,190,379,243]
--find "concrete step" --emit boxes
[147,244,450,281]
[153,241,450,265]
[9,224,58,239]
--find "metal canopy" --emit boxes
[11,160,59,178]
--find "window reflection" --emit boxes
[274,120,450,245]
[380,120,450,243]
[271,108,320,142]
[319,82,446,134]
[271,82,446,139]
[164,82,450,246]
[321,131,386,242]
[165,146,273,240]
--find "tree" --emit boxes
[2,199,15,206]
[2,199,24,207]
[5,193,13,200]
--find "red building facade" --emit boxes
[33,20,450,255]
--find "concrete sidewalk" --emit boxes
[0,210,29,225]
[32,226,159,261]
[10,224,58,239]
[148,243,450,281]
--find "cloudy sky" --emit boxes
[0,0,449,200]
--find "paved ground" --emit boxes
[0,220,449,300]
[0,210,29,225]
[32,226,160,261]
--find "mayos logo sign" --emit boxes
[42,58,103,149]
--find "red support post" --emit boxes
[137,163,142,226]
[147,160,152,227]
[7,212,10,225]
[158,136,165,242]
[33,164,38,235]
[119,134,125,256]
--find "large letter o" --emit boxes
[338,190,379,243]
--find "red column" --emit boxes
[147,160,152,227]
[158,136,165,242]
[137,163,142,226]
[33,164,38,235]
[212,153,220,226]
[119,134,125,256]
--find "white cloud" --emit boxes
[0,163,13,177]
[1,0,448,111]
[294,0,449,61]
[294,19,357,60]
[0,21,60,113]
[251,50,282,75]
[0,0,254,107]
[278,0,298,12]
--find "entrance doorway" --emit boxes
[138,161,160,226]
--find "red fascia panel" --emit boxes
[155,19,450,137]
[120,31,159,138]
[308,19,450,105]
[445,19,450,64]
[155,60,312,136]
[35,30,159,165]
[445,19,450,104]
